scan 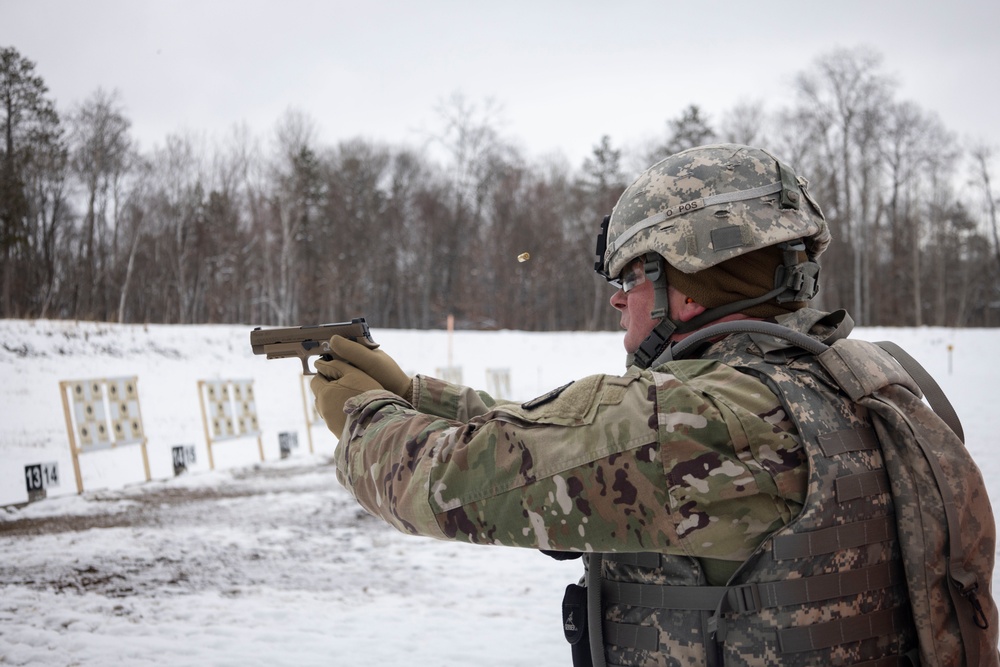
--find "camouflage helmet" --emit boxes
[596,143,830,284]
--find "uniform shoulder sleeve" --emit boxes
[651,359,806,561]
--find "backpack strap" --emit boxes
[586,553,608,667]
[657,318,997,665]
[655,320,830,363]
[656,320,965,444]
[874,341,965,443]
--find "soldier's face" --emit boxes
[611,262,704,353]
[610,266,662,354]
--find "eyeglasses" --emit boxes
[609,256,647,293]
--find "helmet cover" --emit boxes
[599,143,830,281]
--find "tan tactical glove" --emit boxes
[328,335,412,401]
[310,358,382,437]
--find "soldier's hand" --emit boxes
[329,335,412,400]
[310,358,382,437]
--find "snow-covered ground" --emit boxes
[1,318,997,665]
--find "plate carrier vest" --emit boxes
[576,312,997,667]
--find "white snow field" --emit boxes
[1,319,996,666]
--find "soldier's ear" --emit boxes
[676,295,706,323]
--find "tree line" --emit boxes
[2,44,998,330]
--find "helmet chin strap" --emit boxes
[629,318,678,370]
[631,288,784,370]
[630,258,682,370]
[630,246,806,370]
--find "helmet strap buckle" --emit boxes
[633,319,677,370]
[645,257,669,320]
[775,241,820,302]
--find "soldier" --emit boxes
[311,144,921,665]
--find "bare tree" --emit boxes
[264,109,320,325]
[0,46,62,317]
[877,104,956,325]
[646,104,717,166]
[115,154,151,323]
[4,42,1000,332]
[719,100,769,147]
[925,149,961,326]
[428,92,515,326]
[879,102,924,324]
[226,122,269,324]
[68,88,133,319]
[25,121,70,318]
[971,145,1000,277]
[794,46,894,323]
[578,135,627,330]
[317,139,392,324]
[145,132,209,323]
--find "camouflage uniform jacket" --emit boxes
[334,324,809,570]
[335,310,918,666]
[590,309,914,666]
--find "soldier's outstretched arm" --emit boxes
[334,365,803,561]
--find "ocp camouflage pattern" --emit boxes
[335,345,806,568]
[331,309,974,667]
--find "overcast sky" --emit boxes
[3,0,998,167]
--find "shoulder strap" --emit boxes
[660,320,996,665]
[658,321,965,443]
[874,341,965,443]
[586,554,607,667]
[656,320,829,362]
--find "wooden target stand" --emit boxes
[197,379,264,469]
[300,374,325,453]
[59,376,151,494]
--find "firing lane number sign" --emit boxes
[171,445,197,475]
[25,462,59,492]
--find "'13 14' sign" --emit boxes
[24,462,59,492]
